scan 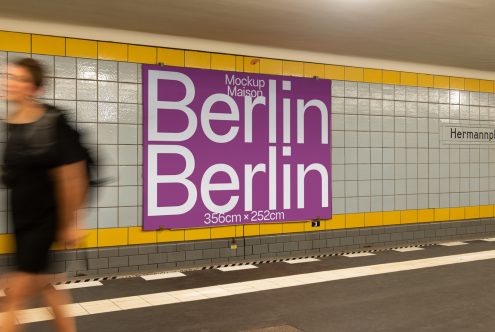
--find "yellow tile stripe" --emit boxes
[0,30,492,91]
[0,205,492,254]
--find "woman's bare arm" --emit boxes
[52,161,88,246]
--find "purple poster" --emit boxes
[143,65,331,230]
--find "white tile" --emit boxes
[59,303,89,317]
[119,145,138,165]
[284,258,320,264]
[438,241,467,247]
[55,56,76,78]
[119,62,138,83]
[16,308,54,324]
[80,300,121,314]
[98,102,118,123]
[77,58,97,80]
[118,207,138,227]
[119,103,138,124]
[98,60,118,81]
[98,124,118,144]
[218,265,258,272]
[55,78,76,100]
[77,101,98,122]
[168,290,208,302]
[142,272,186,281]
[77,80,97,101]
[54,281,103,290]
[393,247,425,253]
[119,186,138,206]
[98,81,118,102]
[119,124,138,144]
[111,296,151,310]
[141,293,180,305]
[195,286,232,299]
[119,83,138,103]
[243,280,279,291]
[270,276,302,287]
[343,253,376,258]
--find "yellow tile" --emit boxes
[235,56,244,72]
[235,225,244,237]
[128,45,156,64]
[464,206,480,219]
[0,31,31,53]
[479,205,494,218]
[211,53,236,71]
[465,78,480,92]
[383,70,400,85]
[401,72,417,86]
[418,74,434,88]
[434,208,449,222]
[76,229,98,249]
[98,228,128,247]
[479,80,494,93]
[325,65,345,80]
[365,212,383,227]
[417,209,434,223]
[326,215,346,230]
[382,211,401,225]
[304,63,325,78]
[211,226,236,239]
[157,229,185,243]
[304,220,325,232]
[98,42,128,61]
[244,57,260,73]
[128,227,157,245]
[185,51,210,69]
[32,35,65,56]
[66,38,97,59]
[433,75,449,89]
[449,207,465,220]
[344,67,364,82]
[157,48,185,67]
[401,210,418,224]
[363,68,382,83]
[260,58,283,75]
[346,213,365,228]
[449,77,464,90]
[244,224,260,236]
[260,223,283,235]
[283,61,304,77]
[185,228,211,241]
[283,222,305,233]
[0,234,15,254]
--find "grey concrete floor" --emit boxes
[18,240,495,331]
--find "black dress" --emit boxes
[2,106,86,273]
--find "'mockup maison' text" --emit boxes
[225,74,265,97]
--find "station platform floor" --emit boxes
[4,238,495,331]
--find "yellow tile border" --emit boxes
[0,30,493,91]
[0,205,493,253]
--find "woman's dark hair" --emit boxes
[14,58,44,89]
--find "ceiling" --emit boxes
[0,0,494,71]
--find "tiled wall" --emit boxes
[0,51,144,232]
[1,31,495,256]
[331,81,495,215]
